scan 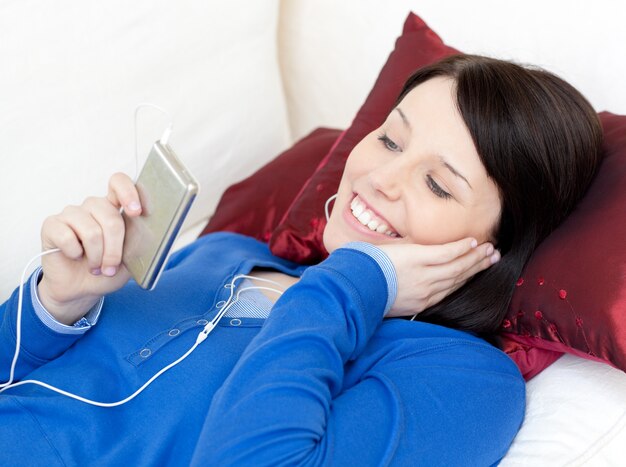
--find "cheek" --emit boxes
[343,142,374,175]
[336,142,376,195]
[402,201,479,246]
[474,200,502,243]
[345,132,386,170]
[403,206,459,245]
[402,174,503,246]
[463,184,502,243]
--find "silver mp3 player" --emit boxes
[122,141,199,290]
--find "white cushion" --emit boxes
[0,0,289,300]
[501,354,626,465]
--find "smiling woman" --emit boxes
[348,54,603,332]
[0,53,603,465]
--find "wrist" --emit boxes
[339,242,398,315]
[37,277,100,325]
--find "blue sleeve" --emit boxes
[0,271,88,382]
[191,247,525,465]
[341,241,397,313]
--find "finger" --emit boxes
[397,281,468,319]
[85,198,126,276]
[418,271,469,308]
[106,172,142,216]
[461,248,500,281]
[58,205,105,271]
[418,237,479,265]
[424,285,462,312]
[41,216,85,260]
[434,248,500,291]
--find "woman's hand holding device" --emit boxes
[379,238,500,318]
[2,140,199,405]
[37,173,141,325]
[35,134,198,326]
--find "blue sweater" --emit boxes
[0,233,524,466]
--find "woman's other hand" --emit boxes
[37,173,141,325]
[378,238,500,318]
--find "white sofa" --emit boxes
[2,0,625,463]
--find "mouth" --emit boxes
[347,194,401,238]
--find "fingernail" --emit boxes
[485,244,494,256]
[128,201,141,211]
[491,251,501,264]
[470,239,478,248]
[103,266,117,277]
[91,268,101,276]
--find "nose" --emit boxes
[367,157,406,201]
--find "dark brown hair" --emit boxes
[399,54,603,334]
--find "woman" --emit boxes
[0,55,602,465]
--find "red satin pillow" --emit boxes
[200,127,342,241]
[266,12,626,377]
[269,12,459,263]
[497,112,626,374]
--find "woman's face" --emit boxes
[323,77,502,253]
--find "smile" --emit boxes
[350,195,400,237]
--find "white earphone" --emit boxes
[325,193,338,221]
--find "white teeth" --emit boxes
[357,211,372,225]
[375,223,388,233]
[350,196,398,237]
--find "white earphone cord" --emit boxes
[133,103,173,180]
[0,248,60,390]
[0,248,284,407]
[324,194,338,222]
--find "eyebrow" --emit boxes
[395,107,411,130]
[395,106,473,190]
[439,156,473,190]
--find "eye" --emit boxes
[426,175,452,200]
[377,133,401,152]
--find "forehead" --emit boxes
[397,77,465,140]
[396,77,489,185]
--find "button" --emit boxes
[139,348,151,358]
[168,329,180,337]
[229,318,242,326]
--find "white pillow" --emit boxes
[0,0,289,300]
[501,354,626,465]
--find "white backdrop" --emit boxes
[280,0,626,140]
[2,0,625,301]
[0,0,290,300]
